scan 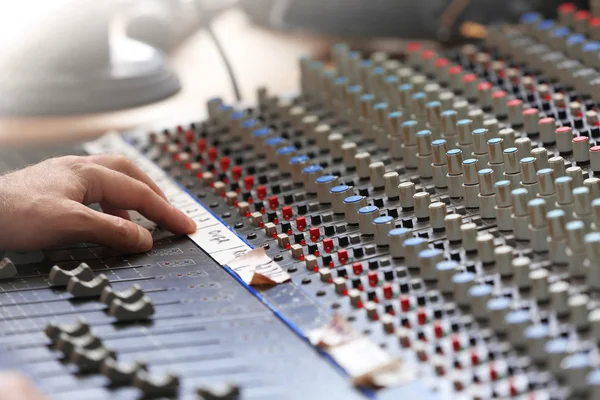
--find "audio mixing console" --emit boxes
[6,3,600,399]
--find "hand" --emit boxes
[0,155,196,252]
[0,372,46,400]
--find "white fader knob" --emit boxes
[374,216,394,246]
[358,206,380,235]
[344,195,367,225]
[316,175,338,204]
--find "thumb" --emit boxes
[0,372,46,400]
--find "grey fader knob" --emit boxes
[342,142,358,168]
[530,268,550,302]
[524,324,550,364]
[495,245,514,276]
[452,272,475,307]
[0,258,16,280]
[70,346,116,373]
[101,358,148,386]
[513,257,531,289]
[477,233,495,264]
[50,262,94,286]
[100,284,144,305]
[374,216,394,246]
[436,261,458,294]
[505,310,529,349]
[487,297,511,335]
[550,281,570,317]
[44,318,90,343]
[569,294,590,331]
[445,214,463,242]
[469,284,493,320]
[384,172,400,199]
[197,384,241,400]
[399,182,416,209]
[403,237,428,268]
[109,296,155,322]
[344,195,367,224]
[388,228,413,258]
[545,338,570,378]
[56,332,102,357]
[418,249,443,281]
[302,165,323,194]
[355,152,372,179]
[316,175,339,204]
[358,206,380,235]
[330,185,353,214]
[133,371,180,398]
[67,274,110,298]
[369,161,386,189]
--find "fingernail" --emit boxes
[186,216,197,233]
[137,225,153,250]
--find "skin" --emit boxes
[0,154,197,252]
[0,373,46,400]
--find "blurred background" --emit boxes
[0,0,587,147]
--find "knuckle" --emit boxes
[112,216,133,240]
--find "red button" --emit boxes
[382,283,393,300]
[591,145,600,152]
[282,206,293,220]
[417,308,427,325]
[296,217,306,231]
[448,65,462,75]
[351,261,362,274]
[590,17,600,27]
[368,271,378,287]
[400,296,410,312]
[197,139,207,152]
[477,81,492,91]
[462,73,477,83]
[575,10,590,21]
[434,57,449,68]
[492,90,507,99]
[207,147,218,162]
[452,335,461,352]
[268,195,279,210]
[309,227,320,242]
[185,130,195,144]
[434,322,444,338]
[421,49,436,60]
[539,117,554,125]
[558,2,576,14]
[406,42,422,53]
[243,176,254,190]
[573,136,589,143]
[256,186,267,200]
[507,99,523,108]
[231,166,242,181]
[523,107,538,116]
[323,238,334,253]
[470,350,479,366]
[489,364,497,381]
[220,157,230,172]
[556,126,572,134]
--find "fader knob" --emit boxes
[468,284,493,321]
[388,228,413,259]
[403,237,428,268]
[302,165,323,194]
[50,263,94,287]
[67,274,110,298]
[358,206,380,235]
[344,196,367,225]
[504,310,529,349]
[418,249,443,281]
[524,324,550,364]
[487,297,511,335]
[330,185,353,214]
[452,272,475,307]
[374,216,394,246]
[316,175,338,204]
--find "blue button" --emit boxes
[583,41,600,53]
[504,147,518,154]
[374,102,387,110]
[426,100,441,108]
[545,338,569,354]
[290,155,309,164]
[219,104,233,113]
[473,128,487,135]
[555,175,572,184]
[419,249,442,259]
[403,237,426,247]
[468,284,492,297]
[241,119,257,128]
[303,165,323,174]
[402,120,418,127]
[436,260,458,271]
[385,76,399,84]
[587,369,600,385]
[358,205,378,214]
[487,297,510,311]
[360,59,372,67]
[551,26,570,38]
[229,111,245,120]
[512,188,528,196]
[372,67,384,75]
[417,130,431,137]
[277,146,296,155]
[253,128,270,137]
[524,324,549,339]
[520,12,539,24]
[505,310,529,324]
[389,227,410,236]
[573,186,589,196]
[389,111,403,119]
[546,209,565,220]
[374,216,394,224]
[412,92,426,100]
[347,85,362,93]
[495,180,510,188]
[478,168,493,175]
[452,272,475,284]
[463,159,478,165]
[447,149,461,155]
[520,156,535,164]
[441,110,457,116]
[538,20,554,31]
[331,185,350,193]
[432,139,446,146]
[344,195,364,204]
[361,94,375,102]
[399,83,413,92]
[316,175,336,184]
[334,76,348,85]
[457,119,472,126]
[265,137,283,146]
[488,137,502,145]
[562,353,589,369]
[567,34,585,46]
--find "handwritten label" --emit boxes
[226,247,290,286]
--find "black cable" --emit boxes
[196,1,242,102]
[205,23,242,102]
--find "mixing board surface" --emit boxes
[6,3,600,399]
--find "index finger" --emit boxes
[86,155,168,201]
[81,164,196,235]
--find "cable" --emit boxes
[196,0,242,102]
